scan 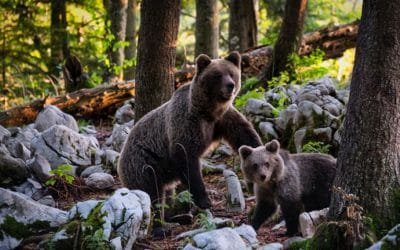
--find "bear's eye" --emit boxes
[252,163,258,169]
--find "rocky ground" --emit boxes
[1,76,397,249]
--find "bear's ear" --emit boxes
[225,51,241,68]
[239,145,253,159]
[265,140,280,153]
[196,54,212,74]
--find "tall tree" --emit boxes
[106,0,128,80]
[135,0,181,121]
[195,0,219,58]
[50,0,69,77]
[258,0,307,84]
[329,0,400,233]
[123,0,137,80]
[228,0,258,52]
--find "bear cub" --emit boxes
[118,52,261,235]
[239,140,336,236]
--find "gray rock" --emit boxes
[366,224,400,250]
[102,149,120,172]
[31,125,100,169]
[265,86,289,107]
[102,188,151,247]
[313,127,332,143]
[14,178,43,197]
[234,224,258,247]
[80,165,104,178]
[299,207,329,238]
[271,220,286,231]
[223,170,245,213]
[107,120,135,152]
[28,153,52,182]
[115,102,135,124]
[0,145,29,185]
[110,237,123,250]
[85,172,114,189]
[245,98,275,117]
[34,105,79,132]
[257,243,283,250]
[294,128,306,153]
[0,125,11,143]
[259,122,279,141]
[183,243,202,250]
[37,195,56,207]
[336,89,350,105]
[214,144,233,157]
[192,227,247,250]
[68,200,100,219]
[80,125,97,135]
[0,188,68,249]
[13,141,31,161]
[275,104,298,133]
[321,95,344,116]
[201,159,226,174]
[5,125,39,158]
[282,236,307,250]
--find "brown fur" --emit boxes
[118,52,262,234]
[239,140,336,236]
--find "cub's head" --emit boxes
[239,140,285,186]
[193,51,241,104]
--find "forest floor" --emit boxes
[49,120,289,250]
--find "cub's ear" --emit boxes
[196,54,212,74]
[265,140,280,153]
[225,51,241,68]
[239,145,253,159]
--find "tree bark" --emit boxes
[50,0,69,77]
[329,0,400,232]
[0,83,135,127]
[258,0,308,84]
[123,0,137,81]
[195,0,219,59]
[107,0,128,80]
[135,0,181,121]
[228,0,258,52]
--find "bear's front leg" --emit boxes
[172,150,211,209]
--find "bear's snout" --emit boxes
[226,82,235,93]
[260,174,267,182]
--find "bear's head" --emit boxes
[239,140,285,186]
[190,52,241,116]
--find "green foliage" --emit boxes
[0,215,50,239]
[195,212,216,231]
[289,49,329,84]
[241,77,261,92]
[235,87,265,110]
[271,91,289,117]
[45,164,75,186]
[302,141,331,154]
[173,190,193,205]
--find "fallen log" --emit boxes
[175,20,359,87]
[0,82,135,127]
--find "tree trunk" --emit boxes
[258,0,307,84]
[135,0,181,121]
[329,0,400,232]
[123,0,137,81]
[195,0,219,58]
[50,0,69,77]
[107,0,128,80]
[228,0,258,52]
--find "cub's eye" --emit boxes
[252,163,258,169]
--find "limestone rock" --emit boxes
[31,125,100,169]
[85,172,114,189]
[299,207,329,238]
[223,170,245,213]
[192,227,247,250]
[34,105,79,132]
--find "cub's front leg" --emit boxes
[251,185,278,230]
